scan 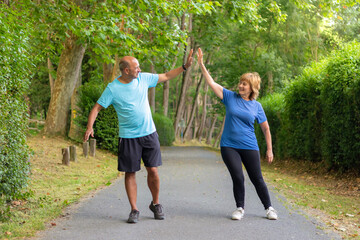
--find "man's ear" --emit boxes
[124,68,129,75]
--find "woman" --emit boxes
[197,48,277,220]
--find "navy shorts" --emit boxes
[118,131,162,172]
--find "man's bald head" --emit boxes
[119,56,138,73]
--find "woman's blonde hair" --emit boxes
[239,72,261,100]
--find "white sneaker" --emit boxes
[231,207,245,220]
[266,207,278,220]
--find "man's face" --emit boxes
[127,59,141,79]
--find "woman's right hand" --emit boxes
[197,48,204,65]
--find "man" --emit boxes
[84,50,193,223]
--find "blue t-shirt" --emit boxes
[97,72,159,138]
[220,88,267,150]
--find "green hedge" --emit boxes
[153,113,175,146]
[0,7,33,200]
[282,61,325,162]
[257,41,360,172]
[320,43,360,170]
[256,93,285,158]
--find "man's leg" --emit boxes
[146,167,160,204]
[125,172,138,210]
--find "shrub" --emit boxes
[320,42,360,171]
[153,113,175,146]
[282,61,326,162]
[0,7,34,200]
[256,93,285,158]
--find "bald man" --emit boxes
[84,51,193,223]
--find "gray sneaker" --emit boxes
[127,209,139,223]
[149,201,165,220]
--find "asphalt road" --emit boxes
[35,146,340,240]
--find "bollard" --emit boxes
[62,147,70,166]
[70,145,77,162]
[83,142,89,158]
[89,139,96,157]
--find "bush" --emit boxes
[256,93,285,158]
[0,7,34,200]
[153,113,175,146]
[260,41,360,173]
[282,61,326,162]
[320,42,360,171]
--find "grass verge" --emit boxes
[261,160,360,240]
[0,135,121,239]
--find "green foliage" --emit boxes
[282,61,326,161]
[320,42,360,170]
[256,93,285,158]
[153,113,175,146]
[0,5,34,200]
[259,41,360,173]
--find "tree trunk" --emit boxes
[111,54,121,80]
[148,63,156,112]
[213,116,226,148]
[174,14,195,136]
[267,71,273,94]
[206,114,218,145]
[44,35,86,136]
[197,82,208,142]
[68,70,83,141]
[47,57,55,95]
[163,13,186,117]
[103,62,113,83]
[163,80,169,116]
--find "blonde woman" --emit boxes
[197,48,277,220]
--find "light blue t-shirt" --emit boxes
[220,88,267,150]
[97,72,159,138]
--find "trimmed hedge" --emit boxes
[257,41,360,172]
[153,113,175,146]
[320,43,360,170]
[255,93,285,158]
[282,61,325,162]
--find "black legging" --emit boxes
[221,147,271,209]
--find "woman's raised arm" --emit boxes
[197,48,224,100]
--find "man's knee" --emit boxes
[146,167,159,177]
[125,172,136,180]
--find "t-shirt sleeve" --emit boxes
[221,88,230,105]
[140,72,159,88]
[97,86,113,108]
[255,102,267,124]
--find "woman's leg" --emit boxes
[221,147,245,208]
[240,150,271,209]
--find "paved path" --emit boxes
[35,147,340,240]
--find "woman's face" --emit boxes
[238,80,252,99]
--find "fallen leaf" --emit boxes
[5,232,12,235]
[51,222,57,226]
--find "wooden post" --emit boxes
[62,147,70,166]
[83,142,89,158]
[89,139,96,157]
[70,145,77,162]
